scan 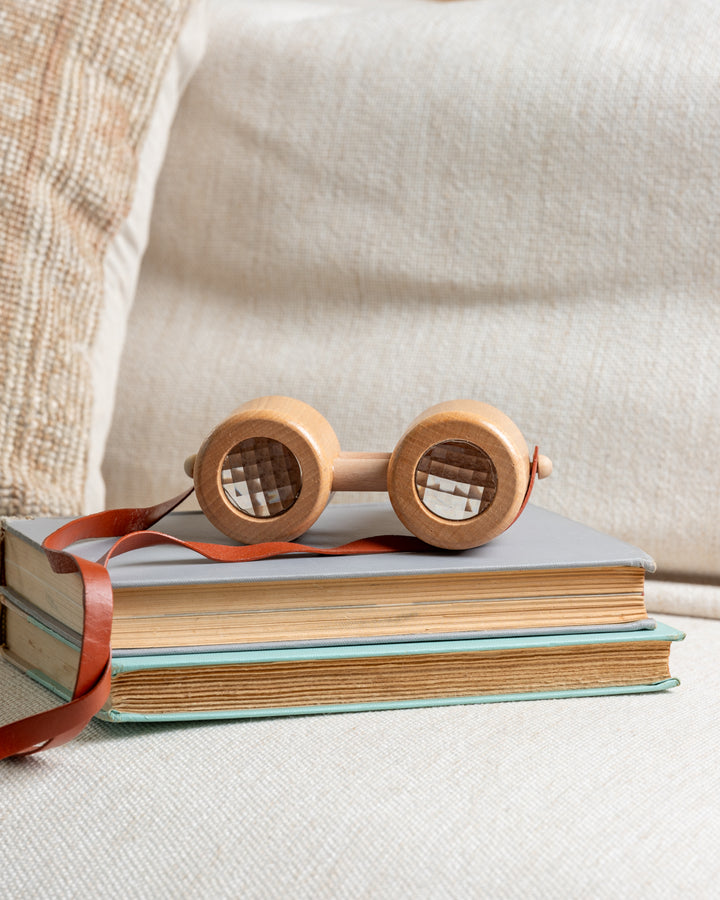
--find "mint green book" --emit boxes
[1,596,683,723]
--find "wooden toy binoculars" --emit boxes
[185,396,551,550]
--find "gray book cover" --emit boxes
[3,502,656,656]
[6,501,656,588]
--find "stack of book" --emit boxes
[1,503,682,723]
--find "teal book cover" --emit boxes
[1,598,684,724]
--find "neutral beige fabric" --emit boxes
[1,612,717,897]
[0,0,203,519]
[86,0,207,512]
[647,579,720,621]
[106,0,720,590]
[4,4,718,894]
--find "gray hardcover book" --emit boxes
[2,502,655,653]
[6,501,655,584]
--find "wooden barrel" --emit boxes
[192,396,339,543]
[387,400,532,550]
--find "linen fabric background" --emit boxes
[105,0,720,600]
[4,2,720,897]
[2,610,719,898]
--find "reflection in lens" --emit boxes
[221,437,302,518]
[415,440,497,521]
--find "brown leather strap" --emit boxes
[0,489,194,759]
[1,455,541,761]
[0,490,427,759]
[99,530,428,568]
[512,446,539,525]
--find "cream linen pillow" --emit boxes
[0,0,206,518]
[107,0,720,587]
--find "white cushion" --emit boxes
[1,611,715,895]
[86,0,207,511]
[106,0,720,589]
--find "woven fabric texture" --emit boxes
[0,0,196,519]
[1,612,717,898]
[2,4,718,893]
[105,0,720,589]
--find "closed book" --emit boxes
[1,503,655,652]
[0,598,683,722]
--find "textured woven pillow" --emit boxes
[0,0,205,517]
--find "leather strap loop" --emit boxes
[512,446,539,525]
[1,490,193,759]
[1,456,541,761]
[0,491,426,759]
[0,660,112,758]
[99,530,429,568]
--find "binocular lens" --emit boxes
[414,440,497,521]
[221,437,302,518]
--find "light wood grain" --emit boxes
[331,452,391,492]
[189,397,551,548]
[193,396,340,543]
[388,400,532,550]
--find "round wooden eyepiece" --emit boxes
[387,400,531,550]
[193,396,340,543]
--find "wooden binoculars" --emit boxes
[184,396,552,550]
